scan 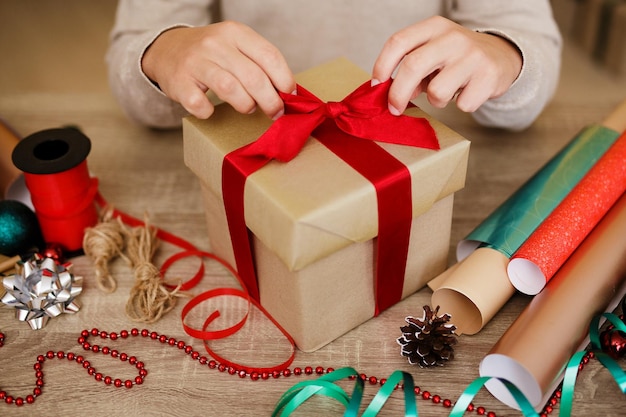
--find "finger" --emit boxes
[455,77,493,113]
[163,76,217,119]
[372,16,449,83]
[423,64,470,109]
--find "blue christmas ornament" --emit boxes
[0,199,44,256]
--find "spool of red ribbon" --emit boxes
[11,127,99,254]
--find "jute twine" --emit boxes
[83,209,186,323]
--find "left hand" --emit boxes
[372,16,523,115]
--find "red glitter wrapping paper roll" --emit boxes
[11,127,99,253]
[508,130,626,295]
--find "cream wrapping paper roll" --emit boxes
[479,191,626,411]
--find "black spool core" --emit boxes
[12,127,91,175]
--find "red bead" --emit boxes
[208,360,217,369]
[368,376,378,385]
[88,367,96,375]
[141,329,149,337]
[315,366,324,375]
[91,328,99,336]
[77,336,86,344]
[67,352,75,361]
[92,345,100,353]
[131,328,139,336]
[466,403,475,412]
[549,397,557,406]
[150,331,158,340]
[134,376,143,385]
[82,342,91,350]
[35,371,43,379]
[477,406,486,415]
[326,367,334,373]
[443,399,452,408]
[95,373,103,381]
[0,391,5,399]
[199,356,208,365]
[228,367,237,375]
[250,372,260,381]
[110,332,118,340]
[120,353,128,361]
[177,341,186,349]
[111,350,119,358]
[5,395,14,404]
[159,335,167,343]
[56,351,65,359]
[184,346,193,354]
[124,380,133,388]
[135,361,145,369]
[304,366,313,375]
[121,330,130,338]
[139,369,148,377]
[129,356,137,365]
[487,412,496,417]
[218,364,226,372]
[34,363,42,371]
[36,355,45,363]
[82,360,91,369]
[238,370,247,378]
[432,394,441,404]
[422,391,431,400]
[544,405,553,414]
[272,370,281,378]
[114,379,123,387]
[99,331,108,339]
[359,373,367,381]
[104,376,112,385]
[414,386,420,395]
[191,351,200,360]
[293,367,302,375]
[81,330,89,337]
[46,351,55,359]
[15,397,24,406]
[102,346,110,355]
[168,338,177,346]
[26,395,35,404]
[76,355,84,363]
[36,379,44,387]
[261,372,270,380]
[33,388,42,396]
[282,369,291,377]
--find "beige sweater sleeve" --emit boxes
[106,0,561,131]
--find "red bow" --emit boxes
[237,79,439,161]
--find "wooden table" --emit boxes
[1,58,625,417]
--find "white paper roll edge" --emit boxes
[507,257,546,295]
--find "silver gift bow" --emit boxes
[1,255,83,329]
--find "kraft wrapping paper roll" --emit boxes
[479,192,626,412]
[430,124,621,335]
[508,131,626,294]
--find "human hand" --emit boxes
[141,21,296,120]
[372,16,523,115]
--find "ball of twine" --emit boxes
[83,208,185,323]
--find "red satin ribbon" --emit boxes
[222,79,439,314]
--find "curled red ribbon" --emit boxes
[222,79,439,314]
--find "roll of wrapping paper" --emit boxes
[479,191,626,412]
[429,123,621,335]
[11,128,99,253]
[508,130,626,294]
[0,118,22,199]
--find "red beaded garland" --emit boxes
[0,327,598,415]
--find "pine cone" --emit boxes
[397,305,457,367]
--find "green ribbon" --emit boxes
[272,367,416,416]
[273,313,626,416]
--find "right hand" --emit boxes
[141,21,296,120]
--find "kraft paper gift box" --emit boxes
[183,58,470,352]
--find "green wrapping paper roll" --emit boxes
[456,124,621,260]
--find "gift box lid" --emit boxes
[183,57,470,271]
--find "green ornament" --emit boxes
[0,199,44,256]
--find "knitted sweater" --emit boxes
[106,0,562,130]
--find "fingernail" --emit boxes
[388,104,401,116]
[247,106,257,114]
[290,88,297,95]
[272,109,284,121]
[371,78,381,87]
